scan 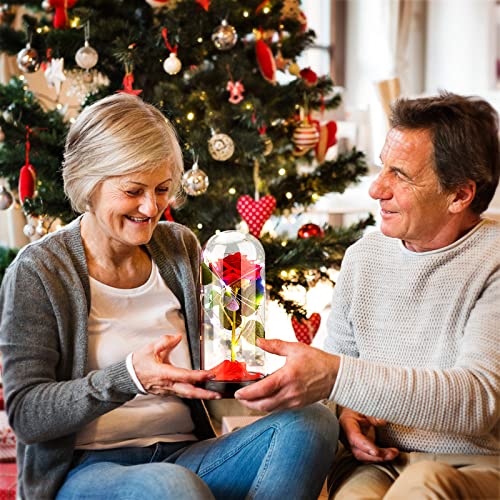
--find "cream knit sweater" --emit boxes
[325,219,500,455]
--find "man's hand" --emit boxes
[234,338,339,411]
[339,407,399,462]
[133,334,221,400]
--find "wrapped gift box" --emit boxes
[0,462,16,500]
[0,413,15,463]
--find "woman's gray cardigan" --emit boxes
[0,217,215,499]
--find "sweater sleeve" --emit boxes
[0,257,139,445]
[330,267,500,436]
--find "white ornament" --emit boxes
[163,52,182,75]
[36,218,47,236]
[44,57,66,96]
[75,41,99,70]
[23,222,36,238]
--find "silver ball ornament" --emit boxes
[0,186,13,210]
[41,0,52,11]
[212,20,238,51]
[163,52,182,75]
[75,41,99,70]
[182,162,209,196]
[17,44,40,73]
[23,222,36,238]
[208,133,235,161]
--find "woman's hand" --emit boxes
[339,407,399,462]
[132,334,221,400]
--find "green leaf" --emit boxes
[219,305,241,330]
[240,320,265,345]
[201,262,214,285]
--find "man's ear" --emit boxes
[448,180,476,214]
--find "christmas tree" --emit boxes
[0,0,372,324]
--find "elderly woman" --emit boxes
[0,93,338,500]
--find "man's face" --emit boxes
[369,127,455,252]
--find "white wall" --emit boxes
[340,0,500,219]
[425,0,495,94]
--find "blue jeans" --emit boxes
[57,403,339,500]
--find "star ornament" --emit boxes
[44,57,66,97]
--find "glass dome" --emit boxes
[200,230,266,397]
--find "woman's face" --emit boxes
[88,164,173,249]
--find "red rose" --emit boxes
[209,252,261,287]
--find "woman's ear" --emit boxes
[448,179,476,214]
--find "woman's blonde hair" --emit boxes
[63,93,184,213]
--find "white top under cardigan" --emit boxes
[75,261,196,449]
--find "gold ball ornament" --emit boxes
[212,20,238,51]
[163,52,182,75]
[288,62,301,77]
[208,133,235,161]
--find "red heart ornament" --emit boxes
[236,195,276,238]
[292,313,321,344]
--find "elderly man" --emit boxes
[236,92,500,499]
